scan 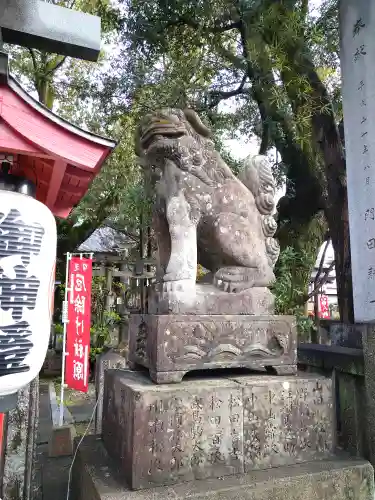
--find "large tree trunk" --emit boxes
[298,59,353,323]
[283,65,353,322]
[259,4,354,322]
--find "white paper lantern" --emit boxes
[0,191,57,397]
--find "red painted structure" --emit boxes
[0,76,116,218]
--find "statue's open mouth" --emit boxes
[140,124,186,150]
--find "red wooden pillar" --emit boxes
[0,413,4,473]
[0,414,4,452]
[0,411,5,498]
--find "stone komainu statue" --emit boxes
[136,108,280,294]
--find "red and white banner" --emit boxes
[319,294,330,319]
[65,256,92,392]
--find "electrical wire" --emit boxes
[66,396,99,500]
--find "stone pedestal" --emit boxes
[128,314,297,383]
[362,323,375,468]
[148,284,275,315]
[102,370,333,490]
[94,349,127,435]
[48,424,76,457]
[2,377,39,500]
[72,436,374,500]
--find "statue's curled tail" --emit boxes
[239,155,280,268]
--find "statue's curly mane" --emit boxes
[137,108,235,187]
[184,110,239,186]
[137,108,280,269]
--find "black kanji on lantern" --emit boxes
[0,322,33,375]
[0,209,44,266]
[0,209,44,377]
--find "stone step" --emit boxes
[72,436,374,500]
[102,370,334,490]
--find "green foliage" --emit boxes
[90,276,122,356]
[296,315,316,342]
[8,0,347,317]
[5,0,134,257]
[90,310,121,346]
[54,323,64,335]
[272,246,316,338]
[272,247,310,315]
[7,0,121,108]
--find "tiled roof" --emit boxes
[77,226,133,253]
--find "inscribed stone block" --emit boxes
[102,371,243,489]
[102,370,333,490]
[236,375,334,469]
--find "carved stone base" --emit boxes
[73,436,374,500]
[148,283,275,315]
[149,370,186,384]
[267,365,299,375]
[128,314,297,383]
[102,370,334,491]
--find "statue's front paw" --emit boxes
[214,277,252,293]
[163,270,194,282]
[163,277,196,293]
[214,267,254,293]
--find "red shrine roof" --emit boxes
[0,76,116,218]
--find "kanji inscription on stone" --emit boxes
[340,0,375,320]
[138,385,243,488]
[101,371,333,491]
[243,377,333,470]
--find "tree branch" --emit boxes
[314,239,330,289]
[236,13,274,156]
[301,0,308,19]
[165,16,199,30]
[208,73,248,107]
[306,260,335,302]
[212,21,240,33]
[28,48,38,73]
[259,117,270,154]
[165,16,240,34]
[45,55,67,77]
[313,238,330,318]
[258,0,351,319]
[162,1,313,194]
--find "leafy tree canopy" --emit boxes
[105,0,348,318]
[6,0,351,320]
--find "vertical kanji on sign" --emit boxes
[65,257,92,392]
